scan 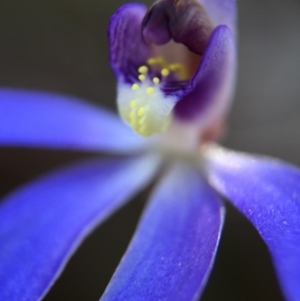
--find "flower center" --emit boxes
[117,57,188,137]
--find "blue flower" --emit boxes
[0,1,299,301]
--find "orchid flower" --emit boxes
[0,0,299,301]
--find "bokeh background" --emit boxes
[0,0,300,300]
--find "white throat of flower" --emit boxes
[117,57,187,137]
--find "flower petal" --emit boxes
[0,88,148,152]
[109,4,178,137]
[204,145,300,301]
[101,163,224,301]
[108,3,150,80]
[199,0,237,33]
[0,155,159,301]
[174,25,236,129]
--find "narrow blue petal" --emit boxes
[0,155,159,301]
[0,88,149,152]
[204,145,300,301]
[101,163,224,301]
[175,25,236,125]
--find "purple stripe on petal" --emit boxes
[204,145,300,301]
[101,163,224,301]
[0,155,160,301]
[200,0,237,34]
[108,3,151,83]
[0,88,149,152]
[174,25,236,128]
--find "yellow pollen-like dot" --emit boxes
[168,63,189,80]
[146,87,155,94]
[130,100,137,108]
[153,77,160,84]
[169,63,181,71]
[129,111,135,120]
[138,74,146,82]
[138,116,146,125]
[138,66,148,74]
[147,57,166,66]
[161,68,170,77]
[131,83,139,91]
[147,58,157,65]
[137,107,146,117]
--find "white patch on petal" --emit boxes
[117,79,176,137]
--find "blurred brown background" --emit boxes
[0,0,300,300]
